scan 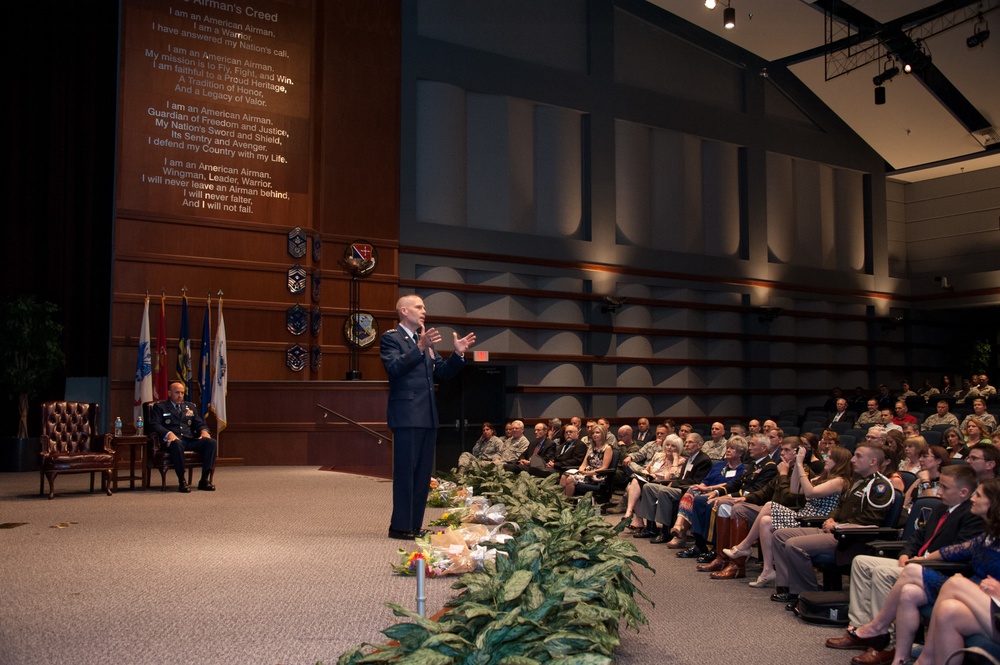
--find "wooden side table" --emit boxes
[110,435,147,491]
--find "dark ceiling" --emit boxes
[651,0,1000,182]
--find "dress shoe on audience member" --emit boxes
[198,479,216,491]
[770,588,798,603]
[709,561,744,579]
[826,628,891,651]
[665,535,687,548]
[696,555,726,572]
[695,550,717,564]
[850,647,896,665]
[635,528,659,538]
[388,528,416,540]
[676,546,704,558]
[177,480,191,493]
[650,532,670,544]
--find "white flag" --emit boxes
[210,298,228,432]
[133,297,153,424]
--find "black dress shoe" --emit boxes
[676,546,704,558]
[785,601,798,611]
[770,592,799,603]
[178,481,191,493]
[635,528,659,538]
[198,479,216,491]
[650,533,669,543]
[696,550,717,564]
[388,528,416,540]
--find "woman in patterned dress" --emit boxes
[853,478,1000,665]
[725,445,853,588]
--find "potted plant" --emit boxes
[0,295,65,471]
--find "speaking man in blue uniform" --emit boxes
[380,294,476,540]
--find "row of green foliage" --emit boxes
[337,462,654,665]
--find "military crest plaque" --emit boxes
[344,311,378,349]
[287,227,307,258]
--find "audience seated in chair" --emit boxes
[527,424,586,479]
[851,478,1000,665]
[560,424,613,497]
[613,434,685,528]
[769,444,897,604]
[968,444,1000,483]
[504,422,554,474]
[458,421,505,471]
[823,465,983,664]
[901,444,951,510]
[726,444,853,588]
[630,433,713,542]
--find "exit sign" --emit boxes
[473,350,489,362]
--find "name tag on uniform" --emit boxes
[725,469,737,478]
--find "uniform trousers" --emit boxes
[390,427,437,533]
[635,483,684,525]
[772,527,837,594]
[166,436,217,479]
[848,555,903,626]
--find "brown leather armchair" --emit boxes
[142,402,202,490]
[38,401,115,499]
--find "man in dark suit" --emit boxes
[826,397,856,429]
[633,417,653,444]
[505,422,555,473]
[824,464,983,664]
[380,294,476,540]
[149,380,218,492]
[528,424,587,477]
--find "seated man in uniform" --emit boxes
[149,380,218,493]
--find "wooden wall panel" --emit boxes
[111,0,402,472]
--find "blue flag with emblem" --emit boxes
[198,299,212,418]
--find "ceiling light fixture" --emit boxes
[705,0,717,9]
[902,39,931,75]
[873,63,900,86]
[724,5,736,29]
[968,15,990,48]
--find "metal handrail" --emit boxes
[316,403,390,445]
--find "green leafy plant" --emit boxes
[0,296,65,438]
[338,462,654,664]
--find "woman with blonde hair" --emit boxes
[560,424,613,497]
[899,436,927,475]
[964,416,990,447]
[622,434,685,530]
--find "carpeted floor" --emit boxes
[1,467,856,664]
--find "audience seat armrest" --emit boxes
[866,539,905,557]
[919,560,974,575]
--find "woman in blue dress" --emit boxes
[852,478,1000,665]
